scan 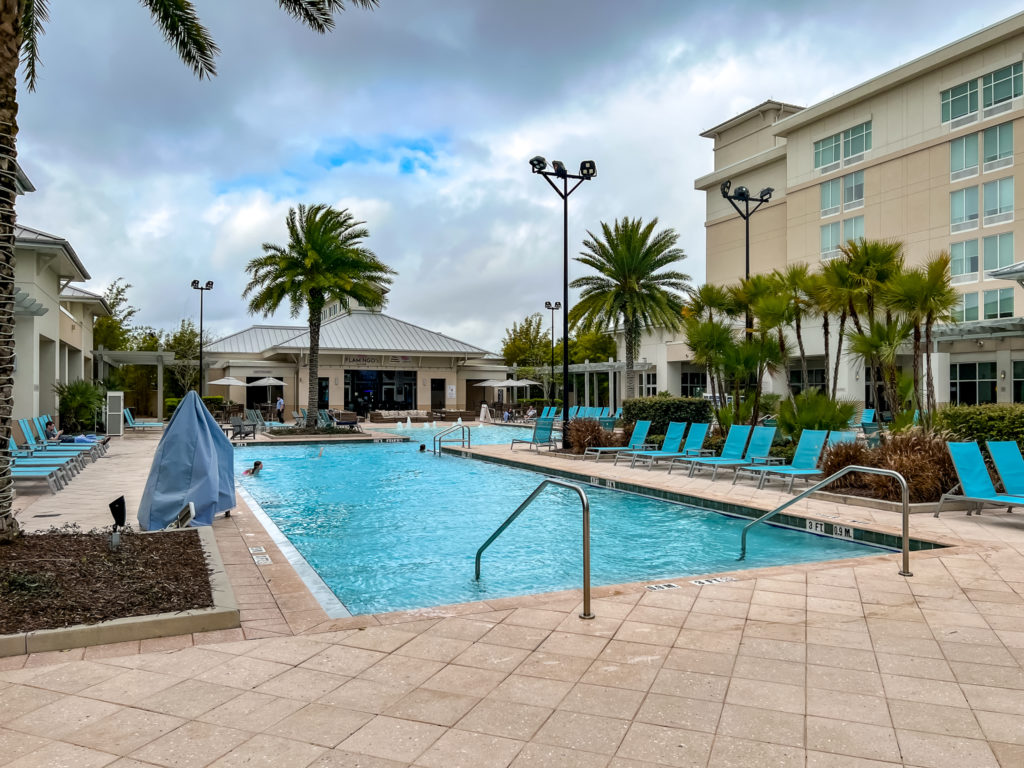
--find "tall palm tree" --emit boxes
[920,252,959,415]
[244,204,395,427]
[775,263,814,387]
[0,0,377,537]
[570,217,690,400]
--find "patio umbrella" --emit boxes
[249,376,287,405]
[207,376,248,387]
[473,379,510,388]
[510,379,542,387]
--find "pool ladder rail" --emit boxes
[475,478,594,619]
[432,424,471,454]
[739,465,912,577]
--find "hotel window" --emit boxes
[820,179,841,216]
[1013,361,1024,402]
[814,134,842,169]
[953,292,979,322]
[679,370,704,398]
[843,170,864,210]
[983,122,1013,170]
[640,372,657,397]
[950,133,979,180]
[982,62,1023,109]
[984,287,1013,319]
[983,177,1014,224]
[983,232,1014,271]
[843,121,872,160]
[950,186,979,232]
[789,368,826,395]
[950,362,997,405]
[950,239,979,283]
[820,221,841,260]
[843,215,864,244]
[941,79,979,123]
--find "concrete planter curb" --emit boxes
[0,526,239,658]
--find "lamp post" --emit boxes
[544,300,561,403]
[720,180,773,335]
[190,280,214,395]
[531,157,596,447]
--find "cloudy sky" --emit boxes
[14,0,1018,352]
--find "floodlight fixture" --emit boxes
[191,279,215,395]
[734,186,750,201]
[551,160,567,178]
[719,178,776,336]
[579,160,596,179]
[529,155,548,172]
[758,187,774,201]
[191,279,200,289]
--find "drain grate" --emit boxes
[33,513,60,518]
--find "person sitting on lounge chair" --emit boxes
[45,420,110,445]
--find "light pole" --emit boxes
[531,157,596,448]
[544,300,561,403]
[190,280,214,395]
[720,180,773,336]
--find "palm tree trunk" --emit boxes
[0,2,22,538]
[795,315,808,387]
[624,322,637,400]
[832,311,847,400]
[911,324,922,412]
[305,294,324,427]
[821,313,831,396]
[925,318,936,415]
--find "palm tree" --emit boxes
[0,0,377,537]
[570,217,690,400]
[775,264,814,387]
[920,252,960,415]
[244,204,395,427]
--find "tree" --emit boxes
[93,278,139,352]
[570,217,690,400]
[500,313,549,367]
[570,330,616,364]
[0,0,378,536]
[245,204,395,427]
[163,319,202,397]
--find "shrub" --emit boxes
[621,397,712,435]
[566,419,624,455]
[776,390,858,441]
[54,379,105,433]
[165,397,181,416]
[819,430,956,503]
[934,404,1024,443]
[202,396,224,410]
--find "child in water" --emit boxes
[243,460,263,476]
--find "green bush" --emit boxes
[54,379,105,433]
[621,397,712,435]
[777,390,858,441]
[165,397,181,416]
[202,396,224,409]
[934,404,1024,443]
[165,395,224,417]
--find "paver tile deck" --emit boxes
[5,429,1024,766]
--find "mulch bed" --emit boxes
[0,527,214,634]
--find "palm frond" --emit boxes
[139,0,220,80]
[278,0,379,34]
[19,0,50,92]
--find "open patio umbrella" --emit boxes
[208,376,248,387]
[249,376,287,406]
[473,379,509,388]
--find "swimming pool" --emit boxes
[237,426,890,615]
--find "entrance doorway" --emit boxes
[318,377,329,410]
[431,379,445,410]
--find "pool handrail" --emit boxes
[433,424,471,454]
[474,478,593,620]
[738,464,911,577]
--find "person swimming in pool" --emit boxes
[243,460,263,476]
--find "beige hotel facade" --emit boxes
[683,12,1024,408]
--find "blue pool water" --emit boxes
[237,426,889,615]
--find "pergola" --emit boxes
[92,348,177,419]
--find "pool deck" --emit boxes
[2,429,1023,767]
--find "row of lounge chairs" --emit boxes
[10,415,108,493]
[938,441,1024,517]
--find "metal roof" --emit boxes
[60,285,111,316]
[205,325,305,354]
[14,224,90,280]
[271,309,491,356]
[932,318,1024,341]
[986,262,1024,282]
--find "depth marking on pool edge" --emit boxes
[645,583,681,591]
[690,576,736,586]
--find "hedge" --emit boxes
[164,395,225,416]
[934,404,1024,443]
[621,396,713,435]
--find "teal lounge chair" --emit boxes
[986,441,1024,497]
[936,441,1024,517]
[622,423,710,470]
[124,408,163,431]
[861,408,875,425]
[733,429,829,491]
[32,416,106,456]
[19,419,99,460]
[614,422,687,466]
[583,420,652,461]
[668,424,750,476]
[686,425,777,480]
[510,418,557,451]
[10,464,65,493]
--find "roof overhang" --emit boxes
[14,162,35,194]
[15,226,90,281]
[92,350,177,366]
[699,99,805,139]
[932,318,1024,342]
[986,262,1024,283]
[694,144,788,192]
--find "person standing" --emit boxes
[275,395,285,423]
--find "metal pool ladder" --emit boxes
[738,465,912,577]
[475,479,594,619]
[432,424,471,454]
